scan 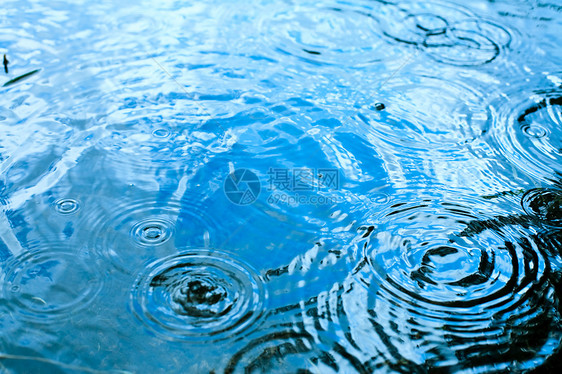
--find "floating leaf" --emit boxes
[3,69,40,87]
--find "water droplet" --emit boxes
[372,102,385,111]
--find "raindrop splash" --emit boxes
[130,250,267,342]
[54,198,80,215]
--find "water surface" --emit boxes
[1,0,562,372]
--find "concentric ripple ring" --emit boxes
[491,89,562,181]
[0,248,102,323]
[378,1,512,66]
[131,249,267,342]
[522,188,562,227]
[349,199,560,371]
[54,198,80,215]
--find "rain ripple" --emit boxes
[96,115,222,177]
[53,198,80,215]
[522,187,562,228]
[491,87,562,181]
[225,327,369,374]
[130,250,267,342]
[0,244,102,324]
[256,0,396,67]
[81,197,221,275]
[348,199,561,371]
[356,73,490,155]
[378,0,513,66]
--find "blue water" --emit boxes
[1,0,562,372]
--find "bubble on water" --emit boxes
[131,250,267,342]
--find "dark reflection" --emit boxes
[517,93,562,140]
[226,328,370,374]
[302,49,321,55]
[152,270,230,318]
[462,187,562,236]
[348,195,562,372]
[455,185,562,372]
[411,246,493,288]
[517,95,562,125]
[522,188,562,226]
[131,251,266,342]
[377,1,512,65]
[2,0,562,371]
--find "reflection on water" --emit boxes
[349,198,560,372]
[1,0,562,372]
